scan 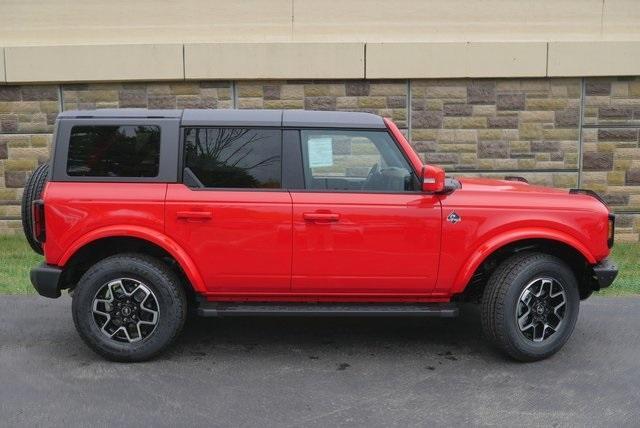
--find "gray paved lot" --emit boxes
[0,296,639,427]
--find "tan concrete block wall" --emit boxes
[0,48,5,83]
[548,42,640,77]
[367,43,547,79]
[0,1,294,45]
[1,78,640,242]
[410,78,581,179]
[3,40,640,83]
[0,82,234,235]
[0,134,52,235]
[582,77,640,126]
[580,77,640,242]
[62,82,233,110]
[235,80,408,128]
[2,0,635,45]
[603,0,640,37]
[0,85,60,133]
[0,85,57,235]
[2,2,640,84]
[5,45,184,83]
[185,43,365,80]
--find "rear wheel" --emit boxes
[72,254,187,362]
[21,163,49,254]
[481,252,580,361]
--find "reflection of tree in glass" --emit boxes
[185,128,281,188]
[67,125,160,177]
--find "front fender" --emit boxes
[57,225,207,293]
[451,227,596,294]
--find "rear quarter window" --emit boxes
[66,125,161,177]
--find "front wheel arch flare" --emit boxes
[452,229,595,294]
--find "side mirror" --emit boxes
[421,165,445,193]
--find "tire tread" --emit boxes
[72,253,187,362]
[21,163,49,254]
[481,252,578,361]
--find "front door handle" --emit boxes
[176,211,212,221]
[303,212,340,223]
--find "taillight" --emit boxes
[32,199,46,244]
[608,214,615,248]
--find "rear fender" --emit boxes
[57,225,207,293]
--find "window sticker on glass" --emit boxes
[307,137,334,168]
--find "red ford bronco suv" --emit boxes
[25,109,617,362]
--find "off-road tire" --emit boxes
[72,254,187,362]
[21,163,49,254]
[481,252,580,362]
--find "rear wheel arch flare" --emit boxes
[59,234,205,294]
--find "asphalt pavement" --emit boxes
[0,295,639,427]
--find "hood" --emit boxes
[444,176,609,214]
[456,177,567,195]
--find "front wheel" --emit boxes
[72,254,187,362]
[481,252,580,362]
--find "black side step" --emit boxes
[197,302,459,318]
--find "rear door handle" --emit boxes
[303,212,340,223]
[176,211,212,221]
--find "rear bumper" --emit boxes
[30,263,63,298]
[592,258,618,290]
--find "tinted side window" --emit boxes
[67,125,160,177]
[183,128,282,189]
[300,130,418,192]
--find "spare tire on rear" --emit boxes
[21,163,49,254]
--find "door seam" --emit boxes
[288,190,294,292]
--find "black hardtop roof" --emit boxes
[58,108,184,119]
[58,108,386,129]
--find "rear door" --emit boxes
[165,126,292,293]
[289,129,442,294]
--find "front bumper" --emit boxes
[30,263,63,298]
[592,258,618,290]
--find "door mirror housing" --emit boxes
[421,165,445,193]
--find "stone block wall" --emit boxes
[410,79,581,189]
[0,84,59,234]
[235,80,408,128]
[1,77,639,241]
[581,77,640,241]
[61,82,233,110]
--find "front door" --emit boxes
[290,129,442,294]
[165,127,292,293]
